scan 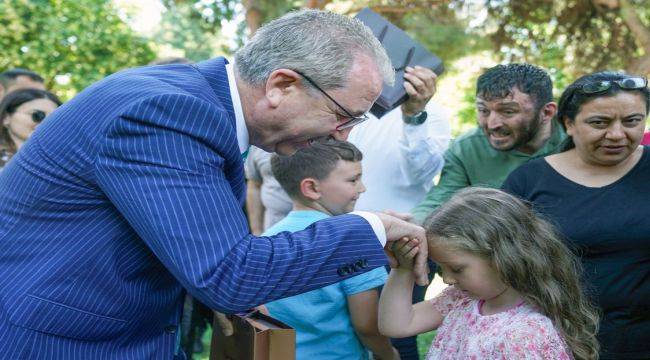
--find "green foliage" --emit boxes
[456,81,478,135]
[155,2,232,61]
[162,0,238,33]
[0,0,155,99]
[404,10,491,66]
[456,0,650,78]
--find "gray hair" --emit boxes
[234,9,394,90]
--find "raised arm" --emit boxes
[397,66,451,187]
[379,238,443,338]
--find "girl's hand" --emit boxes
[392,237,419,270]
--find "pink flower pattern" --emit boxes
[425,286,572,360]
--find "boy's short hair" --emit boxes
[271,140,363,198]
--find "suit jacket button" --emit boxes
[165,325,177,334]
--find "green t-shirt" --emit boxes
[411,123,566,223]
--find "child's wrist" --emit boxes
[393,267,415,276]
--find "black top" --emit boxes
[502,146,650,359]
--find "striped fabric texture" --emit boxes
[0,57,388,359]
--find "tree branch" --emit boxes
[618,0,650,52]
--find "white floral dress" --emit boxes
[425,286,572,360]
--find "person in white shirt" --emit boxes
[349,66,451,213]
[245,146,293,235]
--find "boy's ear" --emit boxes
[299,178,321,201]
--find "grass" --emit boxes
[417,331,436,358]
[195,327,436,359]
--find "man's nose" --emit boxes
[486,113,503,130]
[332,127,352,141]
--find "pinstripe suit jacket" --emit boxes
[0,58,387,359]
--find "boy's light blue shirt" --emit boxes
[263,210,388,360]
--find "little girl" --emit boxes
[379,187,600,359]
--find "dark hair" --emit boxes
[557,71,650,150]
[0,68,45,89]
[0,88,62,153]
[476,63,553,111]
[271,140,363,198]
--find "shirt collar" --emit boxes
[225,62,249,155]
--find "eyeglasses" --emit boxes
[579,77,647,94]
[15,110,47,123]
[293,70,369,130]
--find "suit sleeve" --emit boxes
[94,94,388,313]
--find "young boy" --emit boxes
[263,140,399,360]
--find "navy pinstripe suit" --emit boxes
[0,58,387,359]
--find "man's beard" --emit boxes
[491,112,543,152]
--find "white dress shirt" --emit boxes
[349,101,451,213]
[225,62,387,246]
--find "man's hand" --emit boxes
[376,212,429,286]
[382,210,413,223]
[400,66,437,117]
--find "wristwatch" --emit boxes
[402,110,428,125]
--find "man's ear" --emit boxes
[299,177,321,201]
[265,69,302,108]
[540,102,558,123]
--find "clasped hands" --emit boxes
[376,211,429,285]
[216,212,429,336]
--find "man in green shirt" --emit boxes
[412,63,565,223]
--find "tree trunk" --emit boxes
[619,0,650,76]
[242,0,263,35]
[304,0,331,9]
[592,0,650,76]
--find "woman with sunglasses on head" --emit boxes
[0,88,61,170]
[503,71,650,359]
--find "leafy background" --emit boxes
[2,0,648,133]
[2,1,648,358]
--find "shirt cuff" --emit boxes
[350,211,387,247]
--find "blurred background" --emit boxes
[2,0,648,135]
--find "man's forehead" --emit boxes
[476,87,534,106]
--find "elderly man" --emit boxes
[412,63,565,223]
[0,10,427,359]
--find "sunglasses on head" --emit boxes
[14,110,47,123]
[578,77,647,95]
[30,110,47,123]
